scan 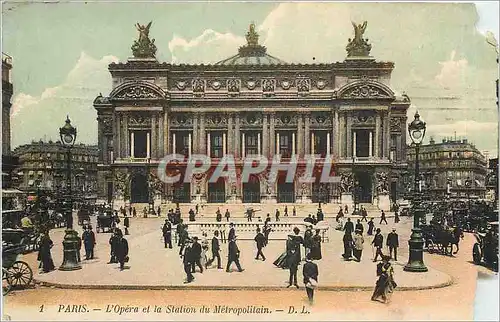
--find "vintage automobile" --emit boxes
[473,221,499,271]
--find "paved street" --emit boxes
[31,214,450,289]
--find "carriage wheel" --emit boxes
[472,243,481,264]
[6,261,33,289]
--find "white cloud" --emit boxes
[11,52,119,147]
[435,50,468,89]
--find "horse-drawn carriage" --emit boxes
[96,210,115,233]
[3,228,39,254]
[77,204,92,226]
[2,232,33,295]
[421,223,463,256]
[472,222,499,271]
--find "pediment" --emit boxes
[337,79,394,100]
[110,81,166,100]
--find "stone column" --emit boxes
[227,114,233,155]
[401,117,407,161]
[123,114,129,158]
[172,133,176,154]
[234,114,241,158]
[269,113,275,158]
[292,132,296,155]
[223,133,227,156]
[338,112,344,158]
[304,114,310,155]
[384,112,391,158]
[332,110,338,158]
[353,130,357,157]
[327,132,331,156]
[163,110,170,155]
[207,132,211,157]
[375,112,381,158]
[130,132,135,158]
[193,114,199,154]
[242,132,246,157]
[311,132,315,154]
[297,114,304,157]
[369,131,373,157]
[158,113,164,157]
[262,113,268,157]
[114,114,120,159]
[257,133,261,155]
[199,113,206,155]
[346,115,352,157]
[276,132,280,154]
[188,133,192,156]
[146,132,151,158]
[151,114,157,159]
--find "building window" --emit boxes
[313,131,328,157]
[278,132,292,158]
[245,132,259,156]
[174,132,191,157]
[131,130,150,158]
[210,132,224,158]
[354,130,370,158]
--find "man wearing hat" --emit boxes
[353,228,364,262]
[183,239,195,283]
[82,225,96,260]
[254,227,266,261]
[287,227,304,288]
[386,228,399,261]
[303,225,314,259]
[371,228,384,262]
[228,222,236,241]
[191,236,203,273]
[226,236,244,272]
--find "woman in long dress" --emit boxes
[371,255,397,303]
[200,232,209,268]
[273,236,291,269]
[38,232,55,273]
[310,229,322,260]
[342,231,353,260]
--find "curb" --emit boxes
[34,277,454,292]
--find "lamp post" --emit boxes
[404,111,428,272]
[58,116,82,271]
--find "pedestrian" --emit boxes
[216,210,222,222]
[228,222,236,241]
[394,210,400,224]
[343,217,354,234]
[355,219,364,234]
[115,229,129,271]
[157,206,161,217]
[82,225,96,260]
[379,210,388,225]
[361,206,368,222]
[387,228,399,261]
[108,229,119,264]
[372,228,384,262]
[189,208,196,222]
[311,215,318,225]
[303,253,318,305]
[218,224,226,244]
[195,204,199,214]
[317,208,324,222]
[284,205,288,217]
[129,206,132,217]
[246,208,253,222]
[263,222,272,246]
[162,219,172,248]
[342,231,353,260]
[371,255,396,303]
[183,239,194,283]
[265,213,271,225]
[201,232,209,268]
[310,229,322,260]
[224,209,230,222]
[293,206,296,216]
[303,225,314,258]
[226,236,244,272]
[286,227,304,288]
[178,224,189,256]
[124,214,130,235]
[275,209,280,222]
[176,219,184,246]
[336,206,344,222]
[132,207,137,217]
[353,229,364,262]
[304,214,314,224]
[254,227,266,261]
[367,218,375,235]
[76,234,82,263]
[143,207,148,218]
[190,236,203,273]
[37,231,55,273]
[206,231,222,269]
[344,205,348,215]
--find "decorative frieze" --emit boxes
[115,84,162,99]
[262,78,276,96]
[296,77,311,96]
[192,78,205,96]
[390,117,402,132]
[129,114,151,127]
[227,78,241,96]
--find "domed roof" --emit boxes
[215,23,286,66]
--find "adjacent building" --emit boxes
[13,141,99,201]
[406,137,488,200]
[94,22,411,209]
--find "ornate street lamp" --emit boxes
[58,116,81,271]
[404,111,428,272]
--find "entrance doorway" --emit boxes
[354,171,372,203]
[243,175,260,203]
[391,181,397,204]
[131,173,148,203]
[208,179,226,203]
[277,173,295,203]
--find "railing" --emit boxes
[242,191,261,203]
[277,191,295,203]
[185,221,321,241]
[208,191,226,203]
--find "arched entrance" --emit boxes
[131,173,148,203]
[354,171,372,203]
[208,177,226,203]
[243,175,260,203]
[277,173,295,203]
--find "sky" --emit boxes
[2,2,499,157]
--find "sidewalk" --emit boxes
[33,216,452,291]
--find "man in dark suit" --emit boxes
[360,206,368,222]
[303,253,319,304]
[287,227,304,288]
[386,228,399,261]
[206,231,222,269]
[228,222,236,241]
[190,236,203,273]
[178,224,189,256]
[183,239,194,283]
[254,228,266,261]
[379,210,388,225]
[372,228,384,262]
[355,219,364,234]
[123,214,130,235]
[343,218,354,234]
[162,220,172,248]
[226,236,244,272]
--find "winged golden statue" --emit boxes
[352,21,367,43]
[136,21,152,43]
